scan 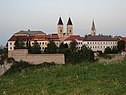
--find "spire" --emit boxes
[91,20,96,31]
[67,17,73,25]
[91,20,96,36]
[58,17,63,25]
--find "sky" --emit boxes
[0,0,126,45]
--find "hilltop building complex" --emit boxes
[8,17,123,53]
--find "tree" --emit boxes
[111,47,118,54]
[0,47,8,65]
[87,48,94,61]
[117,40,125,52]
[104,47,112,54]
[26,40,31,53]
[30,41,41,54]
[44,40,58,54]
[14,37,20,49]
[78,45,94,62]
[19,39,25,49]
[69,40,77,52]
[14,37,25,49]
[58,42,68,53]
[66,45,94,64]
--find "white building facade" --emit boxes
[84,35,117,52]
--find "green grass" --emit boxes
[0,61,126,95]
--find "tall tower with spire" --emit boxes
[91,20,96,36]
[57,17,64,38]
[67,17,73,36]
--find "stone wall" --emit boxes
[8,49,65,64]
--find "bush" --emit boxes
[6,57,15,63]
[4,61,56,75]
[98,53,112,59]
[4,60,33,75]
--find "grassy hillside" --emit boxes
[0,61,126,95]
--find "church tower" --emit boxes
[91,20,96,36]
[67,17,73,36]
[57,17,64,38]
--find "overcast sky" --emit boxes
[0,0,126,45]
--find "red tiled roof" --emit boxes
[31,34,48,41]
[120,37,126,42]
[8,35,35,41]
[64,35,82,41]
[46,34,59,39]
[46,34,60,41]
[8,36,16,41]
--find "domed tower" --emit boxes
[67,17,73,36]
[57,17,64,38]
[91,20,96,36]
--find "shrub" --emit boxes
[6,57,15,63]
[4,60,32,75]
[33,62,56,68]
[98,53,112,59]
[4,61,56,75]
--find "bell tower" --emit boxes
[67,17,73,36]
[57,17,64,38]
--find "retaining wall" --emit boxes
[8,49,65,64]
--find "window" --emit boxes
[69,30,71,33]
[42,42,44,45]
[60,30,62,33]
[10,43,12,45]
[10,47,12,50]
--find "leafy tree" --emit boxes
[104,47,112,54]
[14,37,25,49]
[14,37,20,49]
[19,39,25,49]
[44,40,58,54]
[69,40,77,52]
[30,41,41,54]
[78,45,94,62]
[58,43,68,53]
[87,48,94,61]
[0,47,8,65]
[117,40,125,52]
[26,40,31,53]
[66,45,94,64]
[111,47,118,54]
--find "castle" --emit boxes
[8,17,120,53]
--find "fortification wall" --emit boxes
[8,49,65,64]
